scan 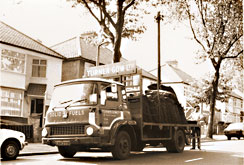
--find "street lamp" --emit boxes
[96,41,110,66]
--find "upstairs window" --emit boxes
[32,59,47,77]
[1,49,25,73]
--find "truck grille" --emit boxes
[49,124,85,135]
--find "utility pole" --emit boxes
[155,11,164,122]
[155,12,164,90]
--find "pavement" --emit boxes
[19,135,228,156]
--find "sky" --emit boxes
[0,0,212,78]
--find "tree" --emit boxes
[173,0,243,138]
[70,0,159,63]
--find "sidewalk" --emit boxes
[20,143,58,156]
[19,135,228,156]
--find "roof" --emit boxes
[140,68,157,81]
[51,36,127,64]
[27,83,47,96]
[169,65,194,84]
[230,90,243,100]
[51,36,112,64]
[56,77,124,87]
[0,21,63,59]
[150,63,194,84]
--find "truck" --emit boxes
[42,61,200,160]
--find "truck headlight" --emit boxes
[86,126,94,136]
[42,128,48,137]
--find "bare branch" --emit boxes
[223,50,243,59]
[197,0,211,48]
[210,58,218,68]
[122,0,135,16]
[185,0,207,52]
[223,34,243,55]
[81,0,100,23]
[100,0,116,28]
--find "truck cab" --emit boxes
[42,78,135,159]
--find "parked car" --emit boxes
[224,123,244,140]
[0,128,28,160]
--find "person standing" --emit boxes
[189,105,202,150]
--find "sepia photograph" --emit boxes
[0,0,243,164]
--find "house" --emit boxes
[51,33,157,85]
[0,21,64,142]
[51,32,127,81]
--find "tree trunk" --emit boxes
[207,60,221,138]
[113,37,122,62]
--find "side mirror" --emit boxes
[111,84,117,93]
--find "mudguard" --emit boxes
[109,120,137,145]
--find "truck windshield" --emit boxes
[50,82,97,109]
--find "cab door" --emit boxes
[99,83,123,129]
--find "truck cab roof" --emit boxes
[56,77,124,87]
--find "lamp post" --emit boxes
[96,41,110,66]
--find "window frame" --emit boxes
[1,49,26,74]
[32,59,47,78]
[0,87,24,117]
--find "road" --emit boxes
[2,139,244,165]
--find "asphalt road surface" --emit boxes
[2,139,244,165]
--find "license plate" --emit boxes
[55,141,71,146]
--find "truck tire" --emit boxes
[166,129,185,153]
[58,146,77,158]
[112,130,131,160]
[1,140,19,160]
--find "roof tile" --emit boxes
[0,21,63,58]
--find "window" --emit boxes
[1,49,25,73]
[32,59,47,77]
[0,88,23,116]
[31,99,44,114]
[101,84,118,101]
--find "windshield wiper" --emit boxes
[64,99,87,109]
[52,99,87,110]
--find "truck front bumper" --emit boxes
[42,136,110,147]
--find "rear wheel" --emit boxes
[227,136,231,140]
[1,141,20,160]
[58,146,77,158]
[166,129,185,153]
[112,131,131,160]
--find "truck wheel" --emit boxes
[58,146,77,158]
[166,129,185,153]
[1,140,19,160]
[112,131,131,160]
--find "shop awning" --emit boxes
[27,83,46,96]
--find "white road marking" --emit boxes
[185,158,203,163]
